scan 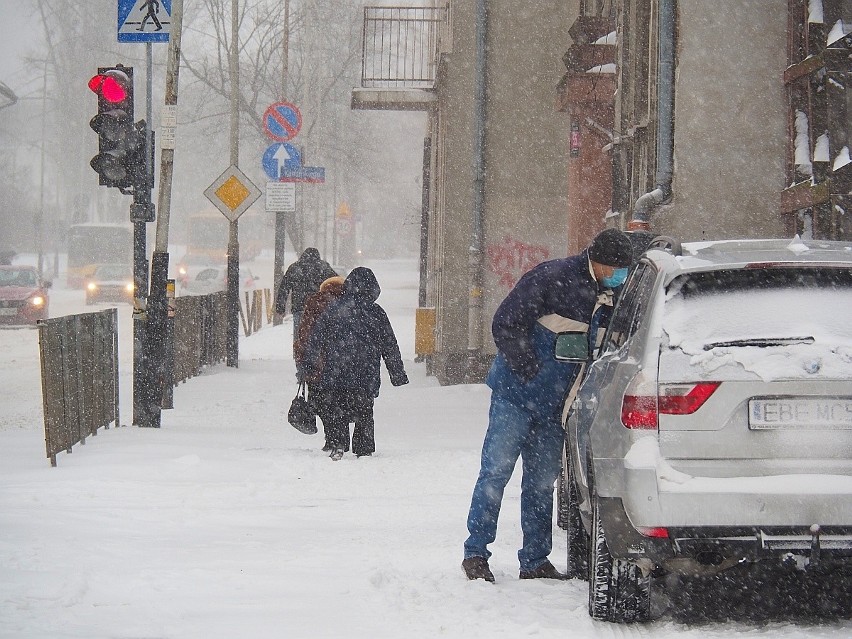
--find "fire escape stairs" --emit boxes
[557,16,616,116]
[781,30,851,217]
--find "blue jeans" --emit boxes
[464,395,564,572]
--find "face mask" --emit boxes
[601,267,628,288]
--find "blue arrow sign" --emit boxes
[262,143,301,180]
[118,0,171,43]
[262,143,324,183]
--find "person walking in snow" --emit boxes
[303,267,409,461]
[462,228,634,583]
[294,275,346,452]
[275,247,337,379]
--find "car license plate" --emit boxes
[749,398,852,430]
[0,308,17,316]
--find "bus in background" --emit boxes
[67,223,133,288]
[176,210,268,291]
[179,210,267,263]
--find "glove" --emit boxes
[390,371,409,387]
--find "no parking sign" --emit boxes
[262,102,302,142]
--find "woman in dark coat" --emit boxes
[275,247,337,379]
[303,267,409,460]
[295,275,346,452]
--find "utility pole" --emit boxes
[143,0,184,426]
[272,0,290,326]
[37,60,47,279]
[225,0,241,367]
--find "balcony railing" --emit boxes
[360,6,449,89]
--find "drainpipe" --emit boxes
[629,0,676,231]
[465,0,487,381]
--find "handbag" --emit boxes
[288,382,318,434]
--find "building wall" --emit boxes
[429,0,575,382]
[653,0,789,240]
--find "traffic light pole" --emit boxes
[133,43,157,427]
[86,62,152,426]
[132,218,150,426]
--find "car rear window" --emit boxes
[0,269,37,287]
[662,267,852,379]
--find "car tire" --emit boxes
[588,494,651,622]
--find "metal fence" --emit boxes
[38,308,119,467]
[361,6,449,88]
[172,291,228,385]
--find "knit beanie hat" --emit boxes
[588,229,633,268]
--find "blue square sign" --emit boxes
[118,0,171,43]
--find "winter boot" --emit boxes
[519,560,568,580]
[462,557,495,583]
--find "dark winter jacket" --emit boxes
[486,249,617,423]
[303,267,409,398]
[294,275,346,381]
[275,248,337,314]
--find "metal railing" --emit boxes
[360,5,449,88]
[172,292,228,385]
[38,308,119,467]
[239,288,274,337]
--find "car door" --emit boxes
[568,262,659,499]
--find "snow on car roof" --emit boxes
[643,236,852,277]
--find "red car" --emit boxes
[0,265,51,325]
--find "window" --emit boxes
[603,262,657,352]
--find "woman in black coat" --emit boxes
[303,267,409,460]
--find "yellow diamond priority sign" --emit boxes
[204,165,262,222]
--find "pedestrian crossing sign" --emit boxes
[118,0,171,43]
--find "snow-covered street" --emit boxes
[0,258,850,638]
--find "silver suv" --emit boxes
[561,237,852,622]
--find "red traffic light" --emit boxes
[88,70,130,104]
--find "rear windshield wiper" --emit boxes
[703,336,815,350]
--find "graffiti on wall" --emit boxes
[486,236,550,290]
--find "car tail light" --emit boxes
[658,382,721,415]
[621,395,658,429]
[621,370,659,429]
[636,526,669,538]
[622,377,721,430]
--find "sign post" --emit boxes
[260,100,325,327]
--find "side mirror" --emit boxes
[43,280,53,289]
[554,331,589,362]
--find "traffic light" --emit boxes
[88,65,139,189]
